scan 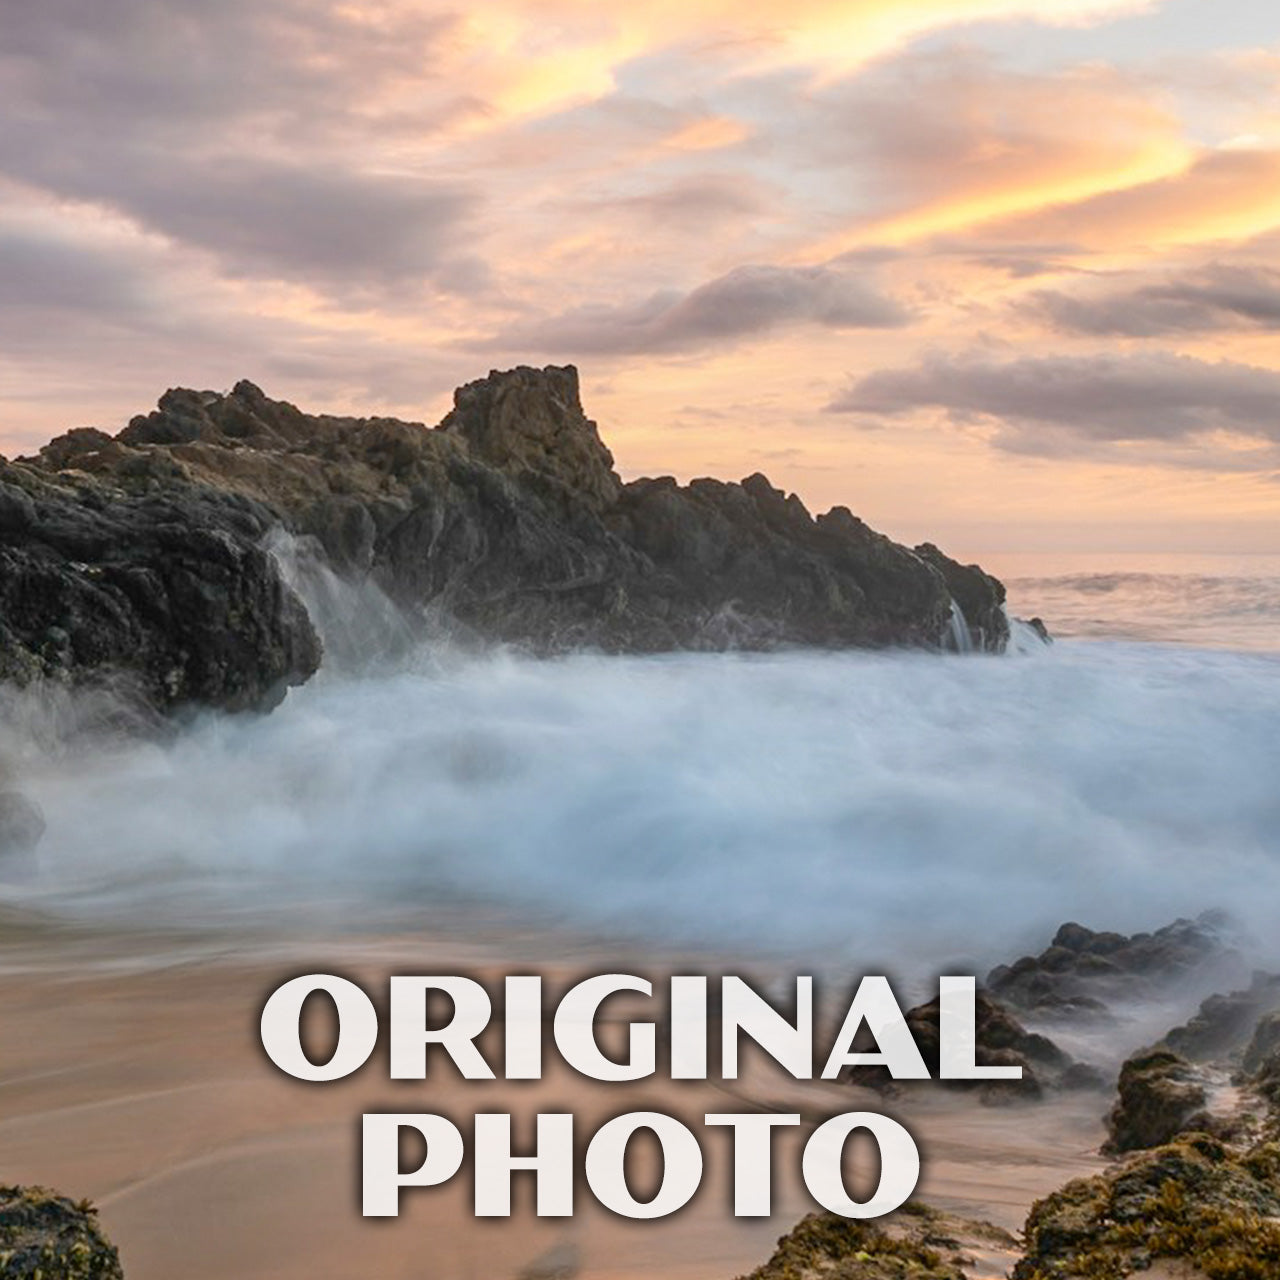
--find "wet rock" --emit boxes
[1015,1135,1280,1279]
[1025,617,1051,644]
[1104,1048,1210,1154]
[0,462,320,715]
[0,1185,123,1278]
[913,542,1009,651]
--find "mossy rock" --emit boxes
[736,1204,980,1279]
[1104,1048,1208,1154]
[1015,1135,1280,1279]
[0,1185,123,1279]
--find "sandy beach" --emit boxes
[0,918,1108,1280]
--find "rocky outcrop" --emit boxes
[1163,971,1280,1063]
[1242,1010,1280,1078]
[986,913,1237,1018]
[752,964,1280,1280]
[845,989,1096,1104]
[0,366,1019,715]
[0,1185,123,1278]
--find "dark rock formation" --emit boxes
[0,367,1018,716]
[1163,971,1280,1063]
[1243,1010,1280,1078]
[0,1185,123,1278]
[1104,1048,1210,1154]
[987,913,1236,1017]
[846,989,1090,1104]
[1015,1135,1280,1279]
[914,542,1007,650]
[0,457,320,715]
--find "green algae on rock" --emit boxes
[1014,1134,1280,1280]
[1103,1048,1210,1155]
[0,1185,123,1279]
[736,1203,1018,1280]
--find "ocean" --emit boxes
[991,551,1280,653]
[6,552,1278,976]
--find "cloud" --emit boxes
[1034,264,1280,336]
[0,0,479,295]
[588,175,771,227]
[484,263,910,355]
[828,351,1280,454]
[791,49,1189,256]
[981,149,1280,252]
[109,162,477,291]
[0,215,155,319]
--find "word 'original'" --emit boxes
[260,973,1014,1219]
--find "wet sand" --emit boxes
[0,922,1108,1279]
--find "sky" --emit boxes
[1,0,1278,555]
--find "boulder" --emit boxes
[1104,1048,1210,1154]
[0,462,321,715]
[0,1185,123,1279]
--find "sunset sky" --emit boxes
[2,0,1278,555]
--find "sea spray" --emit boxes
[8,639,1280,976]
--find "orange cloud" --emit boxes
[415,0,1162,129]
[793,60,1192,258]
[982,148,1280,253]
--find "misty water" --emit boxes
[5,553,1279,977]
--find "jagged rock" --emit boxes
[1,367,1020,717]
[1164,971,1280,1063]
[0,1185,123,1278]
[1015,1135,1280,1279]
[847,989,1082,1103]
[1104,1048,1210,1154]
[440,364,622,515]
[987,913,1236,1016]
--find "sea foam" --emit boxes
[8,635,1280,975]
